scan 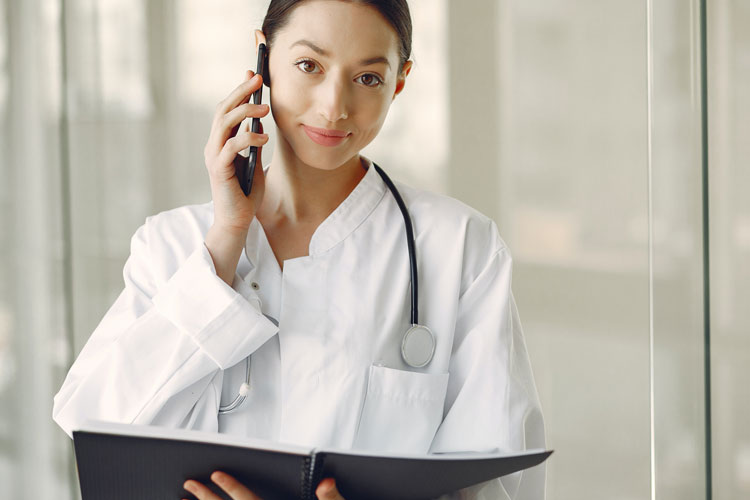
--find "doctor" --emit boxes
[52,0,546,498]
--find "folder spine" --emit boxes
[310,452,326,496]
[301,451,326,500]
[301,454,313,500]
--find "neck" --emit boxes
[257,134,366,226]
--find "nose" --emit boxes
[317,74,349,123]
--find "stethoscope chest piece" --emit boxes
[401,324,436,368]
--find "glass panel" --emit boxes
[491,1,651,498]
[650,0,707,498]
[0,0,73,498]
[707,0,750,498]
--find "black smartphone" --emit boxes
[235,42,268,196]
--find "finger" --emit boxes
[205,71,263,160]
[228,71,256,136]
[215,73,263,122]
[183,479,223,500]
[224,103,269,133]
[210,103,269,153]
[218,70,254,127]
[211,471,263,500]
[215,132,268,174]
[315,478,345,500]
[208,72,258,151]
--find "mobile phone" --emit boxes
[235,43,268,196]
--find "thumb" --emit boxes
[315,478,345,500]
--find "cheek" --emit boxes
[354,97,392,138]
[268,87,307,140]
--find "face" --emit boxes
[261,0,411,171]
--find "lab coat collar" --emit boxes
[242,155,386,273]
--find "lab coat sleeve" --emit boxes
[429,241,546,500]
[52,217,279,439]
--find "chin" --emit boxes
[276,120,363,171]
[293,145,358,172]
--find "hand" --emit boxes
[182,471,346,500]
[203,70,270,234]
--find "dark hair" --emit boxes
[261,0,412,74]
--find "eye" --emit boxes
[294,58,319,74]
[357,73,384,88]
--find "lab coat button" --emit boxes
[251,282,260,290]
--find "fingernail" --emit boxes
[259,133,268,139]
[212,471,226,484]
[183,481,196,492]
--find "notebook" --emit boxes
[72,420,552,500]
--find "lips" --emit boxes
[302,125,351,147]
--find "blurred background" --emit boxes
[1,0,748,498]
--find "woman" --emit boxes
[52,0,546,498]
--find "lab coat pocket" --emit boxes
[353,364,449,454]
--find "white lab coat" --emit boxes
[52,156,546,499]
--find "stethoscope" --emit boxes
[219,162,435,415]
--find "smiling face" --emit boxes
[263,0,411,171]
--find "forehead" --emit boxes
[276,0,400,60]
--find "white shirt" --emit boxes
[52,156,546,499]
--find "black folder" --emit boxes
[72,420,552,500]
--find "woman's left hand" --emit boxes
[182,471,346,500]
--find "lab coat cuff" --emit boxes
[152,244,278,369]
[231,270,263,309]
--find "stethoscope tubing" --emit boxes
[372,163,419,325]
[217,356,250,414]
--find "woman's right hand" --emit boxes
[204,70,270,235]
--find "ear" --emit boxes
[392,60,413,100]
[254,29,271,87]
[254,29,267,54]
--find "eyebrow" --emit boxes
[290,39,391,69]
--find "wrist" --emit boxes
[205,224,248,286]
[212,218,252,237]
